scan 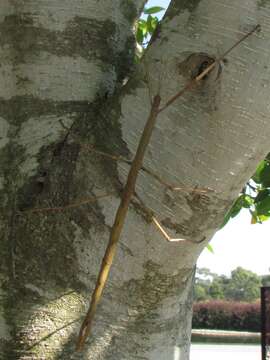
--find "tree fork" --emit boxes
[76,24,260,351]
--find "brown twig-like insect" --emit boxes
[76,24,260,351]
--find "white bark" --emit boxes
[1,0,270,359]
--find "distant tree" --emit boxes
[225,267,261,302]
[194,267,214,301]
[194,267,261,302]
[194,284,209,302]
[209,279,225,300]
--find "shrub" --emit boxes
[192,300,260,332]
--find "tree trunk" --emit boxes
[1,0,270,359]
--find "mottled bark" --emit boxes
[1,0,270,359]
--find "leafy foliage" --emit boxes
[226,267,261,302]
[194,267,262,303]
[143,6,164,14]
[222,155,270,227]
[136,6,164,47]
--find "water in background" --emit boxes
[190,344,260,360]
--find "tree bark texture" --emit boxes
[1,0,270,359]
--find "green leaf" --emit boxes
[252,159,266,183]
[219,194,247,229]
[230,195,244,217]
[252,159,270,187]
[255,194,270,215]
[144,6,164,14]
[242,194,254,208]
[147,15,154,34]
[138,19,148,35]
[206,243,214,253]
[219,210,232,229]
[146,15,159,35]
[254,188,270,203]
[257,214,270,222]
[136,27,144,44]
[260,162,270,187]
[149,16,158,34]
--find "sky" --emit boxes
[198,210,270,276]
[143,0,270,277]
[144,0,169,17]
[145,0,170,9]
